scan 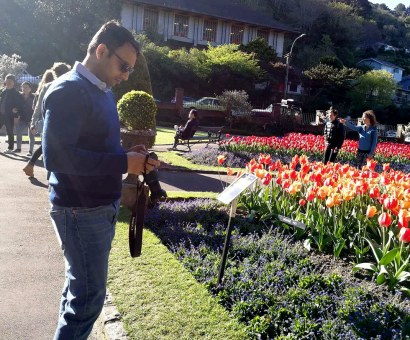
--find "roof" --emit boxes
[130,0,297,33]
[358,58,404,70]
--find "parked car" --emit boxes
[171,96,196,104]
[16,70,41,85]
[183,97,224,111]
[251,104,279,117]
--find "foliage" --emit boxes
[0,54,27,80]
[217,90,252,127]
[117,90,156,131]
[349,70,397,110]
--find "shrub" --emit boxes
[117,90,157,131]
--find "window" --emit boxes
[257,29,269,42]
[174,14,189,38]
[143,9,158,32]
[230,24,244,44]
[203,19,217,42]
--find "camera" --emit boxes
[144,152,167,206]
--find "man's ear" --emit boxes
[95,44,108,60]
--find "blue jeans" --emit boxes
[15,119,30,150]
[50,200,119,340]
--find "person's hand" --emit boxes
[12,107,18,114]
[339,118,346,124]
[127,152,160,175]
[128,144,146,153]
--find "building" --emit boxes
[357,58,404,83]
[396,75,410,106]
[120,0,297,57]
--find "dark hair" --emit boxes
[5,74,15,82]
[52,62,71,77]
[190,109,198,119]
[21,81,32,89]
[363,110,377,126]
[87,20,140,56]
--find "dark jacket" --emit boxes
[179,118,199,139]
[21,93,35,122]
[323,119,345,149]
[0,87,23,117]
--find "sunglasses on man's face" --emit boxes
[110,49,134,74]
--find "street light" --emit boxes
[284,33,306,99]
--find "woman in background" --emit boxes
[340,110,378,169]
[14,81,35,153]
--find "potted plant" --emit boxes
[117,90,157,211]
[117,90,157,149]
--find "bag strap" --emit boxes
[128,164,149,257]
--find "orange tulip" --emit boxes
[226,167,235,176]
[366,205,377,218]
[378,212,392,228]
[254,168,266,179]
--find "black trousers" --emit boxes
[28,145,42,166]
[323,145,339,164]
[355,150,369,169]
[0,114,14,150]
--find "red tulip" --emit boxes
[378,212,392,228]
[217,155,226,165]
[399,227,410,243]
[262,173,272,186]
[299,199,306,206]
[383,197,398,210]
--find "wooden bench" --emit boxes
[174,126,224,151]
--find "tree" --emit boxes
[303,63,362,109]
[349,70,397,110]
[0,54,27,80]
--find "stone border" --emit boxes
[99,290,129,340]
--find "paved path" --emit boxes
[0,138,229,339]
[0,139,105,340]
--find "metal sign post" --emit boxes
[216,173,257,286]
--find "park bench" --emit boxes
[174,125,224,151]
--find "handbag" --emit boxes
[123,177,149,257]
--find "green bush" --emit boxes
[117,90,157,131]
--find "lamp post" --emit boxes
[284,33,306,99]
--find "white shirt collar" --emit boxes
[74,61,110,93]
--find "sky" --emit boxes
[370,0,408,10]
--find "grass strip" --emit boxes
[108,208,248,340]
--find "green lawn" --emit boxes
[108,208,248,340]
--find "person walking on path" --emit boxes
[42,20,160,339]
[0,74,23,152]
[26,69,55,157]
[14,81,35,153]
[323,107,345,164]
[23,63,70,177]
[340,110,378,169]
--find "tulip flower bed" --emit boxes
[145,200,410,339]
[219,133,410,166]
[228,154,410,292]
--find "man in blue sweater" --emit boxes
[42,21,160,339]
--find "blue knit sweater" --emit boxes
[43,70,128,207]
[344,121,378,157]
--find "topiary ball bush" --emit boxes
[117,90,157,131]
